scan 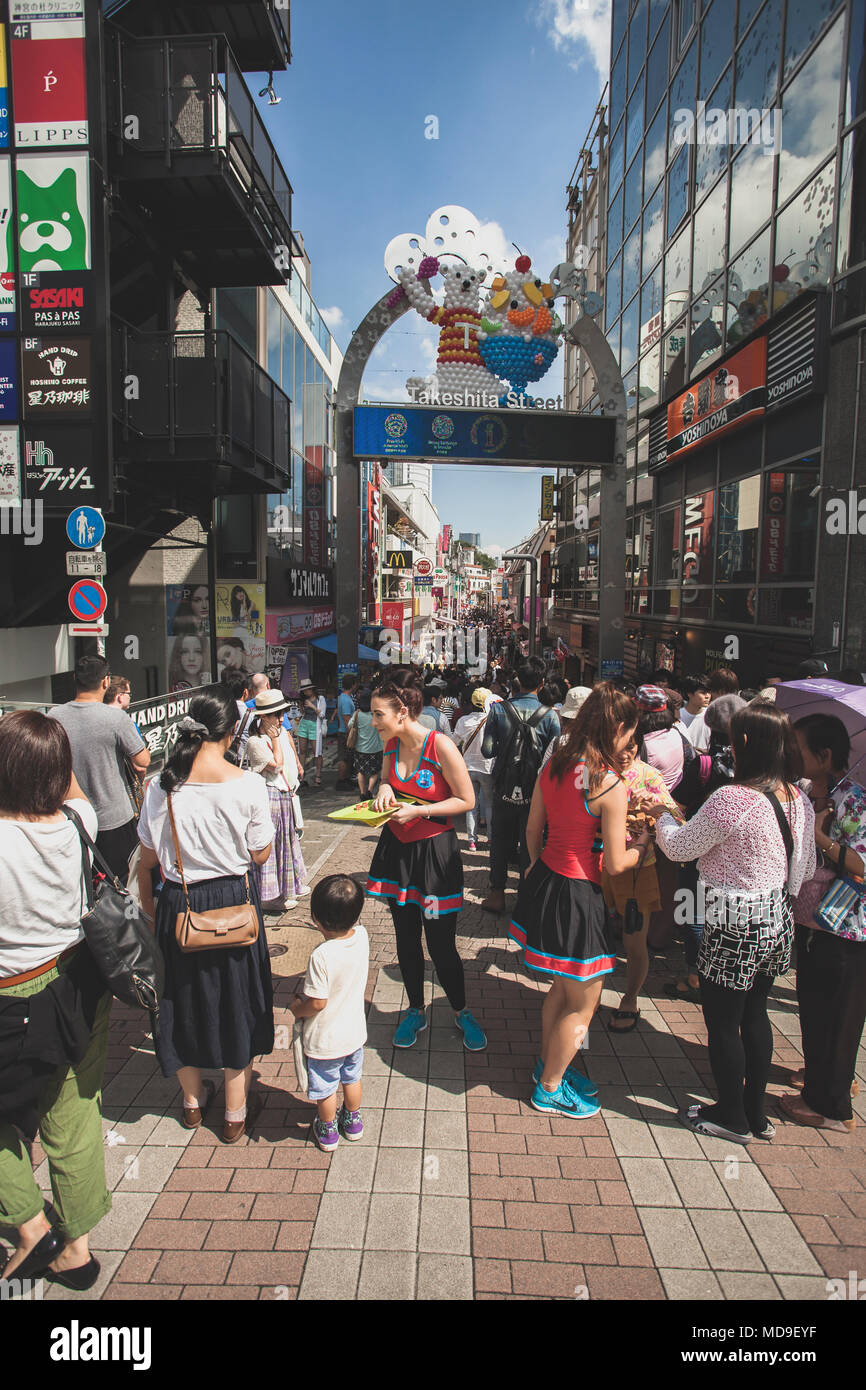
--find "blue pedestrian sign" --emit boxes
[66,506,105,550]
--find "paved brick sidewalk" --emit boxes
[8,803,865,1301]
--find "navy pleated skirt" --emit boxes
[153,873,275,1076]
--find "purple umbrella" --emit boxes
[774,679,866,787]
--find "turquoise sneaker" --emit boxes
[532,1058,598,1099]
[455,1009,487,1051]
[393,1008,428,1048]
[530,1079,600,1118]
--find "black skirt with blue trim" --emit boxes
[509,859,615,982]
[366,824,464,916]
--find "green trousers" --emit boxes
[0,957,112,1241]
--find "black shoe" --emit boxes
[3,1228,64,1281]
[46,1256,100,1291]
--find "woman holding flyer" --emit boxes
[366,672,486,1052]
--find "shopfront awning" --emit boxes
[311,633,381,661]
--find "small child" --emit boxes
[290,874,369,1152]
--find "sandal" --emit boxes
[608,1008,640,1033]
[664,979,702,1005]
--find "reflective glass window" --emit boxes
[716,473,760,581]
[605,254,622,330]
[624,152,643,233]
[641,262,663,345]
[778,15,844,207]
[646,14,670,121]
[774,159,836,303]
[664,225,691,327]
[735,0,781,114]
[644,100,668,198]
[621,294,640,375]
[629,0,648,93]
[726,228,771,346]
[758,587,814,629]
[690,274,725,375]
[667,141,690,238]
[760,470,820,581]
[655,506,682,583]
[699,0,734,101]
[669,38,697,159]
[691,174,728,295]
[784,0,839,79]
[609,119,625,193]
[846,0,866,123]
[638,340,662,416]
[267,292,281,382]
[649,0,667,42]
[729,141,773,257]
[622,223,642,310]
[737,0,763,40]
[837,128,866,274]
[642,182,664,276]
[608,184,624,257]
[626,73,645,166]
[695,66,731,199]
[610,43,627,135]
[612,0,628,58]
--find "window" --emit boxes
[639,340,661,416]
[214,286,257,357]
[726,228,771,346]
[729,141,772,258]
[612,0,629,58]
[624,152,643,234]
[695,66,731,199]
[621,295,640,375]
[655,505,682,582]
[777,15,844,207]
[735,0,782,115]
[622,223,641,312]
[281,315,293,398]
[606,253,622,330]
[760,470,820,580]
[609,120,625,194]
[628,0,648,94]
[668,38,697,160]
[646,15,670,121]
[608,185,624,258]
[644,101,668,198]
[846,0,866,123]
[716,473,760,582]
[641,262,663,338]
[737,0,763,41]
[774,159,836,304]
[676,0,696,53]
[784,0,840,79]
[610,43,627,135]
[642,183,664,277]
[691,174,728,296]
[267,292,281,382]
[837,128,866,274]
[699,0,734,102]
[690,273,725,375]
[667,141,691,238]
[626,74,645,167]
[665,224,691,327]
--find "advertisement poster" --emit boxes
[21,270,91,330]
[215,580,266,678]
[12,152,90,271]
[22,335,91,413]
[0,30,8,150]
[0,423,20,499]
[278,648,311,697]
[11,16,88,147]
[0,157,14,326]
[0,336,18,417]
[165,581,209,637]
[265,606,334,645]
[166,630,212,694]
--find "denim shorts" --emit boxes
[305,1046,365,1100]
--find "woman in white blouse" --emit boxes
[137,686,275,1144]
[644,700,815,1145]
[243,688,308,910]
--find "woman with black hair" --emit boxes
[646,700,816,1144]
[136,686,276,1143]
[782,714,866,1133]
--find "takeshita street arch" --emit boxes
[335,210,627,670]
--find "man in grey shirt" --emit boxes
[49,654,150,879]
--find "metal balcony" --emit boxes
[107,33,295,287]
[112,320,290,494]
[105,0,291,72]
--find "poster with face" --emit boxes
[165,631,212,694]
[11,151,90,272]
[165,582,210,637]
[215,581,266,678]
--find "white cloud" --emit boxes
[319,304,345,330]
[538,0,611,85]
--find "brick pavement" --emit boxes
[6,796,865,1302]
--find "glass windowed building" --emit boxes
[552,0,866,684]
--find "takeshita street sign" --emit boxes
[354,404,615,468]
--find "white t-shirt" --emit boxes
[0,798,96,977]
[452,711,494,775]
[687,708,711,750]
[138,774,273,883]
[302,923,369,1059]
[679,707,697,729]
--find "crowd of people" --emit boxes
[1,638,864,1289]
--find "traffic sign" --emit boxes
[66,506,105,550]
[66,550,107,577]
[68,622,110,637]
[68,578,107,623]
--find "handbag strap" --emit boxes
[165,789,252,907]
[461,714,488,755]
[61,804,122,895]
[762,788,794,866]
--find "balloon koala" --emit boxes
[477,255,564,401]
[394,255,507,404]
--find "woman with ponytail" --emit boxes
[136,686,276,1143]
[511,682,651,1118]
[367,670,486,1052]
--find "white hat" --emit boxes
[560,686,592,720]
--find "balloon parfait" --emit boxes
[385,206,592,406]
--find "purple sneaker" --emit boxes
[312,1117,340,1152]
[338,1105,364,1141]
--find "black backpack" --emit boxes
[493,702,548,807]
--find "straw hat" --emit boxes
[254,688,292,715]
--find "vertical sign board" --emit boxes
[9,1,111,509]
[540,474,554,520]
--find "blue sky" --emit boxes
[259,0,611,549]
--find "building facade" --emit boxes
[553,0,865,685]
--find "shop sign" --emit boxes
[266,606,334,645]
[11,15,88,148]
[283,563,332,602]
[384,549,412,569]
[666,338,766,460]
[681,490,714,605]
[22,335,91,413]
[540,475,554,521]
[765,295,826,412]
[761,471,787,577]
[21,271,91,330]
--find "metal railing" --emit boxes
[108,31,293,259]
[113,320,290,481]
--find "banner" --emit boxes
[215,580,266,677]
[367,473,380,610]
[165,582,209,637]
[0,423,20,500]
[304,445,325,568]
[22,334,91,414]
[540,475,554,520]
[666,338,766,460]
[278,648,311,697]
[0,157,13,328]
[266,606,334,645]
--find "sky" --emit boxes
[258,0,611,550]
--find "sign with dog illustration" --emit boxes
[9,152,90,271]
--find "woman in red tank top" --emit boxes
[510,684,652,1119]
[366,674,487,1052]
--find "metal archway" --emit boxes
[334,290,626,676]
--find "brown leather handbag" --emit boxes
[166,793,260,952]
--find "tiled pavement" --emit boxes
[5,791,865,1302]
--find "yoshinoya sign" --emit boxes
[354,404,615,468]
[765,294,826,412]
[666,338,766,460]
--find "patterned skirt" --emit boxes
[256,785,307,903]
[510,859,615,982]
[354,750,383,780]
[697,881,794,990]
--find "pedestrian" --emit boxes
[636,685,686,792]
[366,672,486,1052]
[687,668,740,750]
[602,732,685,1032]
[349,690,384,798]
[510,683,651,1117]
[418,681,448,732]
[0,712,109,1291]
[103,676,131,710]
[540,686,592,768]
[676,676,710,732]
[289,875,369,1152]
[480,656,560,915]
[647,700,815,1144]
[244,689,308,912]
[782,714,866,1132]
[136,687,276,1143]
[335,675,358,790]
[451,686,495,853]
[295,680,326,787]
[49,655,150,881]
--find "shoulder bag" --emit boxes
[61,806,164,1018]
[814,841,866,942]
[166,792,259,952]
[225,708,254,766]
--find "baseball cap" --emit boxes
[635,684,668,711]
